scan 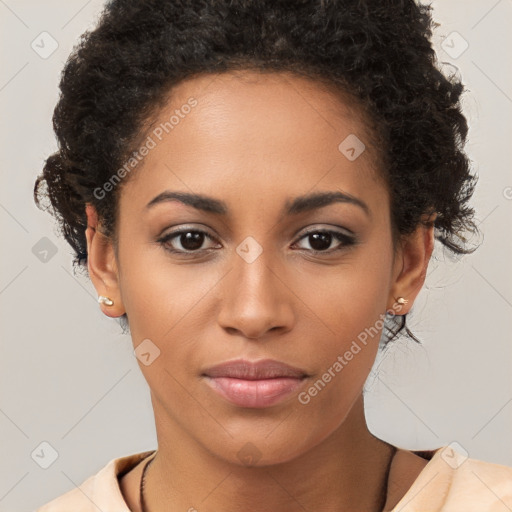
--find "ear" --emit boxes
[387,213,437,314]
[85,204,125,318]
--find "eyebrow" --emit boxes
[145,190,370,217]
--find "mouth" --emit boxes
[201,358,310,408]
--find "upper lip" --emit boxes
[202,359,309,380]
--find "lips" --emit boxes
[202,359,309,380]
[202,359,309,408]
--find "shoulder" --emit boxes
[445,451,512,507]
[34,450,155,512]
[392,445,512,511]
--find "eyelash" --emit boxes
[156,227,357,256]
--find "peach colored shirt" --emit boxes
[35,445,512,511]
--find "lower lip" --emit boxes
[204,376,306,408]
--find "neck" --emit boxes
[144,394,396,512]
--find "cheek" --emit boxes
[292,273,390,444]
[295,253,392,344]
[119,222,393,350]
[293,243,393,395]
[117,239,222,351]
[116,236,174,342]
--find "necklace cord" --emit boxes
[139,446,397,512]
[140,452,156,512]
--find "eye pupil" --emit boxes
[309,232,332,251]
[161,228,351,256]
[181,232,204,251]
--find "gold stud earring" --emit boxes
[395,297,408,306]
[98,295,114,306]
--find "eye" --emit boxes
[293,229,356,254]
[157,228,220,254]
[157,226,357,256]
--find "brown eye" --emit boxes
[157,226,356,257]
[158,229,219,254]
[294,229,356,253]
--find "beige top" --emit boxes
[35,445,512,511]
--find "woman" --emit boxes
[34,0,512,510]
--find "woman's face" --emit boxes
[88,70,430,465]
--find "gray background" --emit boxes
[1,1,511,510]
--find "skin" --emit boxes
[85,70,435,511]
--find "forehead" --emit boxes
[119,70,386,213]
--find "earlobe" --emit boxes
[387,216,436,315]
[85,204,125,317]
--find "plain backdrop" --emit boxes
[1,1,511,510]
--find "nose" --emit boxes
[217,247,295,340]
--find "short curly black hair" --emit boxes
[34,0,479,344]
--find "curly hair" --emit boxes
[34,0,479,344]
